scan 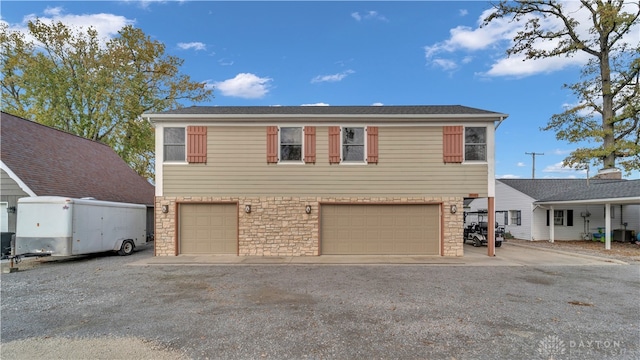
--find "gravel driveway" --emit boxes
[1,243,639,360]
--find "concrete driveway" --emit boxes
[128,241,628,266]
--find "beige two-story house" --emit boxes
[144,106,508,257]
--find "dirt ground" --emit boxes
[508,238,640,264]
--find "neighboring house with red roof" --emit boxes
[0,111,154,234]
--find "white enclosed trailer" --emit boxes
[15,196,147,256]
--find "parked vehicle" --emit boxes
[14,197,147,257]
[463,211,504,247]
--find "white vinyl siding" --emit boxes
[494,181,535,240]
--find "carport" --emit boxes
[534,179,640,250]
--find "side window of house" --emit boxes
[342,127,365,162]
[546,210,573,226]
[509,210,521,226]
[164,127,185,162]
[280,127,303,162]
[553,210,564,225]
[465,127,486,161]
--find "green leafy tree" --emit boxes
[1,20,213,180]
[484,0,640,173]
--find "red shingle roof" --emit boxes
[1,112,154,206]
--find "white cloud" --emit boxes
[213,73,272,99]
[372,102,384,106]
[301,103,330,106]
[432,58,458,71]
[484,52,585,77]
[20,8,134,41]
[123,0,172,10]
[425,2,639,78]
[311,69,355,83]
[43,6,63,16]
[177,42,206,51]
[543,162,586,174]
[351,11,387,22]
[459,9,469,17]
[553,149,573,155]
[424,9,514,59]
[218,58,234,66]
[461,56,473,64]
[498,174,521,179]
[1,7,134,48]
[517,162,526,167]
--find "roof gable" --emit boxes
[0,112,154,205]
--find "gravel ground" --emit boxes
[1,243,639,360]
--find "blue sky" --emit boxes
[2,1,638,179]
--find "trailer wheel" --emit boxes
[495,241,502,248]
[118,240,134,256]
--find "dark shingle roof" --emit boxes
[148,105,507,116]
[1,112,154,206]
[498,179,639,203]
[537,180,640,202]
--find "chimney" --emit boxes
[591,168,622,180]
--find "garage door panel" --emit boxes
[321,204,440,255]
[180,204,237,255]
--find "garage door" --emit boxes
[321,204,440,255]
[179,204,237,254]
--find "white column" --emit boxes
[605,203,611,250]
[549,206,555,243]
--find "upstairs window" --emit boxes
[268,126,315,164]
[342,127,365,162]
[280,127,303,162]
[164,127,185,162]
[465,127,486,161]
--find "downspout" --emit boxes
[495,116,506,130]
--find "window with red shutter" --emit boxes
[366,126,378,164]
[304,126,316,164]
[443,126,463,163]
[186,126,207,163]
[328,126,341,164]
[266,126,279,163]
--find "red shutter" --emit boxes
[443,126,463,163]
[328,126,341,164]
[186,126,207,163]
[366,126,378,164]
[304,126,316,164]
[266,126,279,163]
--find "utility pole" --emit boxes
[525,152,544,179]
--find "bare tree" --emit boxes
[485,0,640,173]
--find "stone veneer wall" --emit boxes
[155,196,464,257]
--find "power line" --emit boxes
[525,152,544,179]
